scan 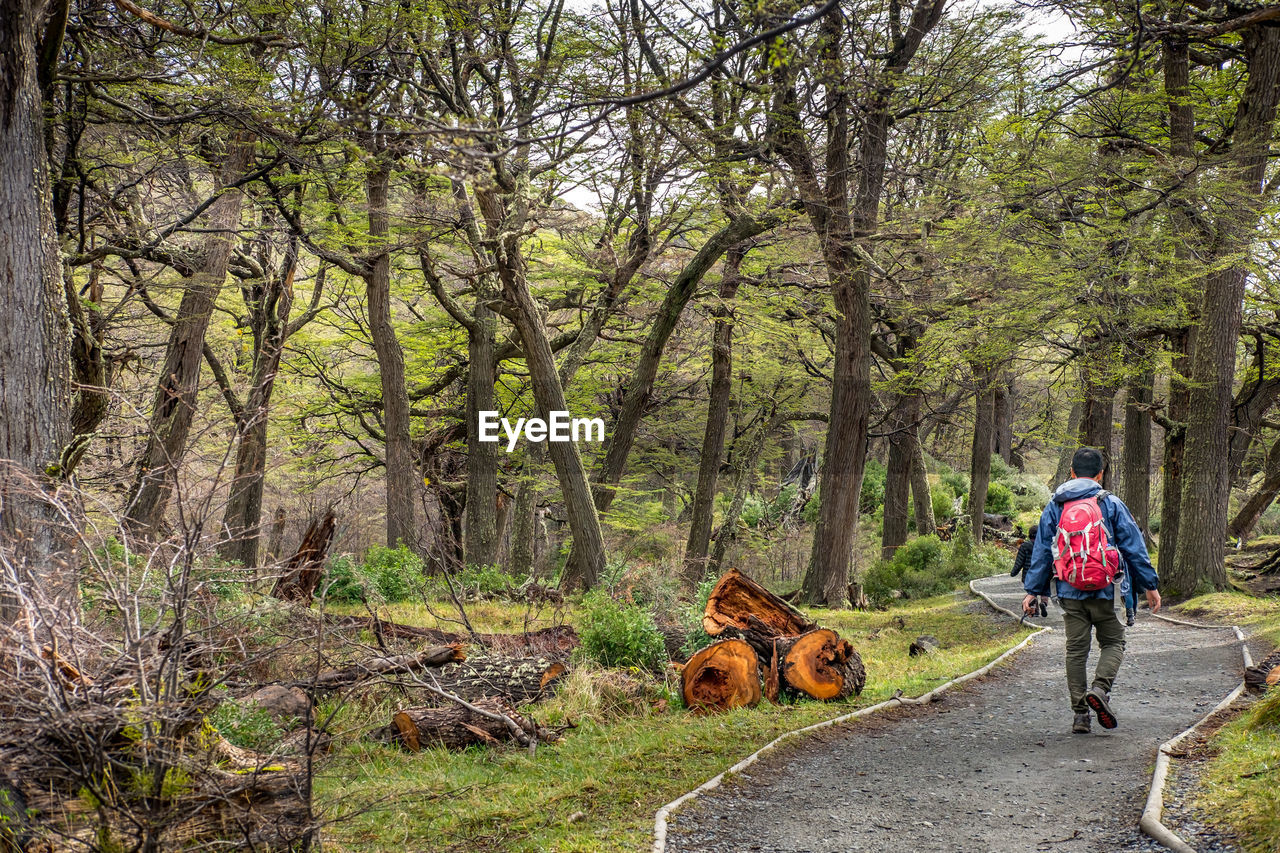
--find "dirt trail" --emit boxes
[665,575,1246,853]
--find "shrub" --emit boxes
[740,494,766,528]
[984,482,1014,514]
[940,469,968,498]
[861,458,887,513]
[931,484,955,522]
[321,556,368,604]
[207,696,285,751]
[862,535,947,605]
[802,489,821,524]
[579,591,667,672]
[680,575,718,660]
[362,544,422,602]
[445,564,528,600]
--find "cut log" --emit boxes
[777,628,865,701]
[307,644,465,692]
[435,655,569,705]
[272,509,336,604]
[681,639,761,714]
[703,568,816,658]
[370,697,557,751]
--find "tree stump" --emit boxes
[777,629,865,701]
[681,639,761,713]
[271,510,336,603]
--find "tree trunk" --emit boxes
[310,644,465,692]
[1120,370,1153,535]
[508,444,543,577]
[365,157,417,550]
[910,434,935,535]
[218,239,298,568]
[435,655,567,705]
[681,639,761,713]
[1080,367,1117,489]
[1172,25,1280,595]
[993,374,1014,464]
[1228,436,1280,543]
[491,202,605,592]
[464,303,499,567]
[123,139,253,534]
[0,0,72,612]
[591,213,783,515]
[1051,401,1084,486]
[1159,329,1191,579]
[266,506,287,562]
[709,415,774,570]
[702,567,816,660]
[683,246,744,588]
[969,371,995,544]
[881,392,919,559]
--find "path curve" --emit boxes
[665,576,1244,853]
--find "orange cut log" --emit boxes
[681,639,762,713]
[778,628,866,701]
[703,568,816,658]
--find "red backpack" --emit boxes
[1051,493,1121,591]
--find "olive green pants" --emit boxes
[1060,597,1126,713]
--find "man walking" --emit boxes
[1023,447,1161,733]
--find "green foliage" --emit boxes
[740,494,766,528]
[802,490,821,524]
[362,544,423,602]
[861,458,887,513]
[578,591,667,672]
[322,556,368,604]
[444,565,529,600]
[940,468,969,498]
[863,529,1012,606]
[208,697,286,751]
[680,575,719,660]
[931,484,956,522]
[984,481,1014,514]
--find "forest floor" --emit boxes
[665,575,1255,853]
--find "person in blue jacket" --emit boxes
[1022,447,1162,734]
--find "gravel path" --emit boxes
[665,575,1245,853]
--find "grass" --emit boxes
[1176,589,1280,850]
[314,592,1031,852]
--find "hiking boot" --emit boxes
[1087,687,1118,729]
[1073,712,1091,734]
[1125,609,1136,627]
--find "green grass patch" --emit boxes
[1183,589,1280,850]
[315,593,1029,852]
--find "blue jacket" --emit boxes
[1024,477,1159,601]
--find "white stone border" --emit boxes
[1138,612,1254,853]
[650,576,1050,853]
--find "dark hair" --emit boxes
[1071,447,1106,478]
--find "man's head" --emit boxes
[1069,447,1106,482]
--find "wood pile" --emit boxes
[681,568,865,713]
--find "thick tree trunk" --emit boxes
[365,158,417,550]
[1172,26,1280,595]
[1080,367,1117,489]
[0,0,72,612]
[464,304,499,567]
[910,435,935,535]
[683,246,744,588]
[969,371,995,544]
[993,374,1014,464]
[1120,371,1153,535]
[1052,401,1084,486]
[1228,436,1280,543]
[492,210,605,592]
[702,567,816,660]
[272,510,336,604]
[124,140,253,534]
[881,392,919,558]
